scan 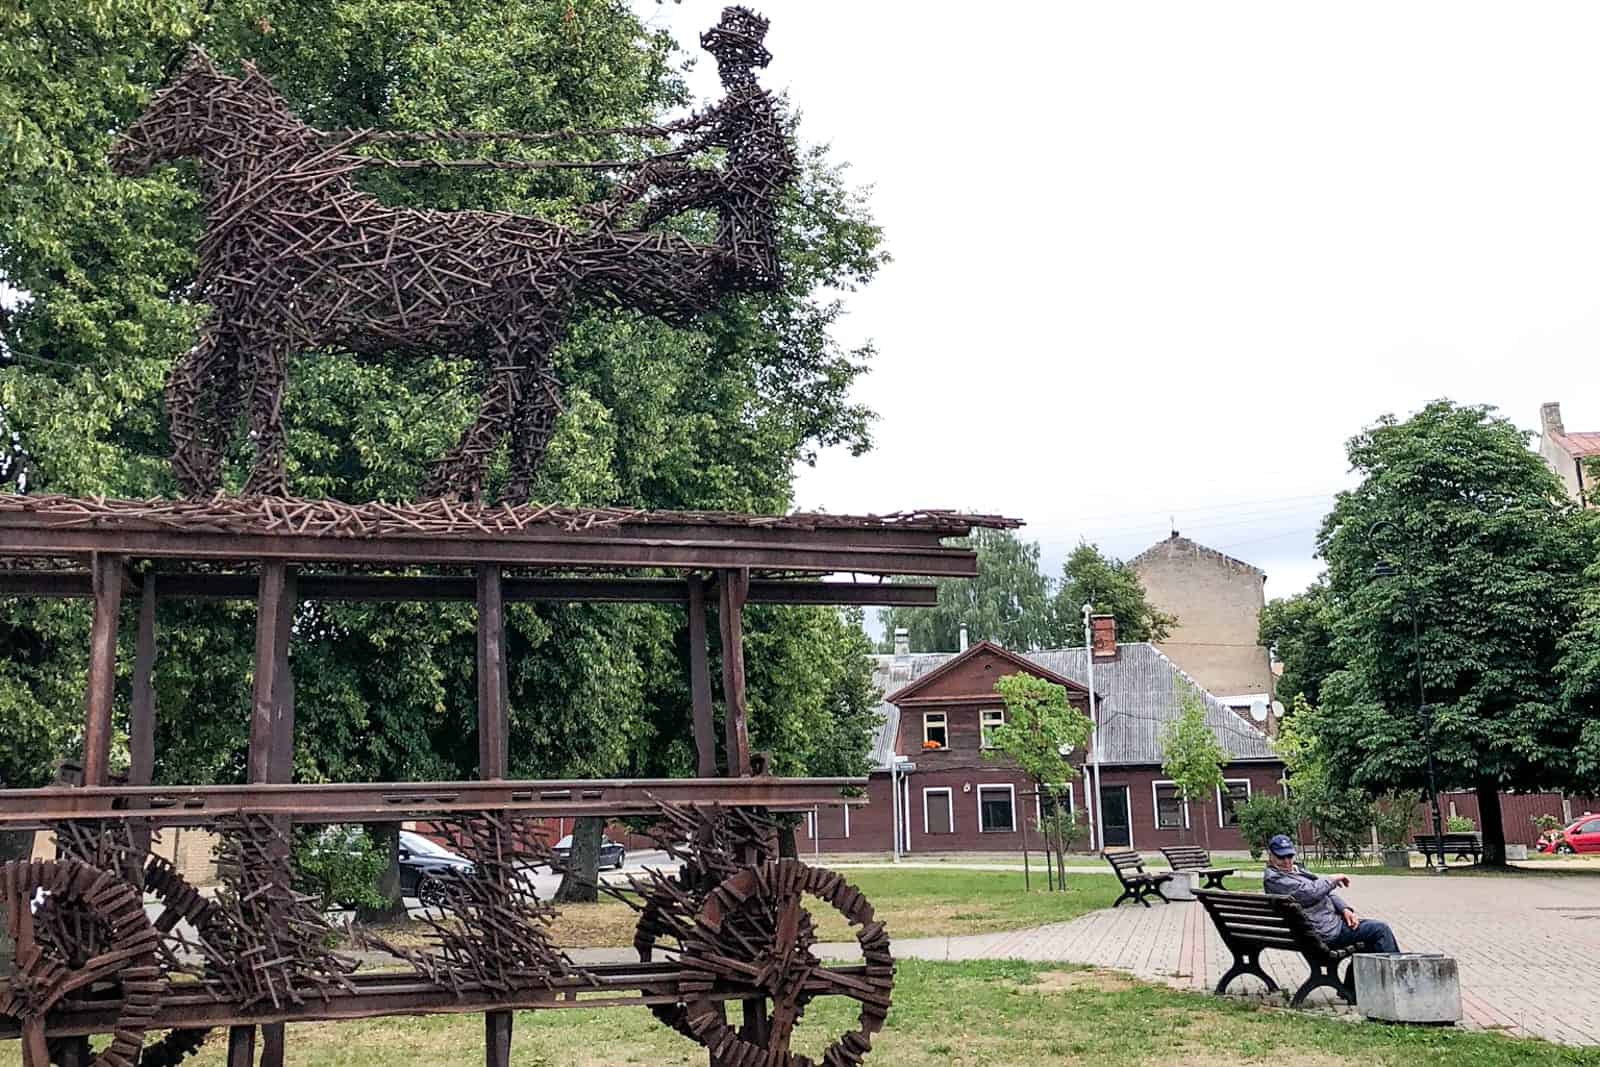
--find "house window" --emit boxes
[1037,784,1074,821]
[1217,780,1251,827]
[1153,781,1188,831]
[816,804,850,840]
[978,785,1016,833]
[924,788,954,835]
[923,711,948,750]
[980,708,1006,748]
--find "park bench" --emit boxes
[1159,845,1236,889]
[1194,889,1371,1006]
[1414,831,1482,866]
[1103,849,1174,908]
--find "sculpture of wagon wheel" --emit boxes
[677,859,893,1067]
[1,859,166,1067]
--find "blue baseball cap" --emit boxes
[1267,834,1297,857]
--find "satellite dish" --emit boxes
[1271,700,1286,719]
[1249,699,1269,723]
[1057,742,1075,756]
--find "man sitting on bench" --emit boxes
[1263,834,1400,954]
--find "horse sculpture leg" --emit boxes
[502,354,563,504]
[166,327,242,495]
[423,344,525,503]
[241,342,291,497]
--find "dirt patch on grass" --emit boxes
[1023,968,1137,993]
[1147,1056,1345,1067]
[545,900,638,948]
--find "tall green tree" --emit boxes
[1257,578,1338,708]
[1050,541,1175,644]
[1159,685,1226,847]
[1313,401,1590,865]
[986,673,1091,889]
[1555,514,1600,790]
[0,0,883,902]
[880,529,1052,652]
[881,536,1170,652]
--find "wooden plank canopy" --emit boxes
[0,495,1016,577]
[0,571,939,607]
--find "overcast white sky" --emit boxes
[647,2,1599,602]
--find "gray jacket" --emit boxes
[1263,863,1349,942]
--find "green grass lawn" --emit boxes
[533,868,1119,948]
[18,960,1592,1067]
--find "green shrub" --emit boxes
[294,825,388,911]
[1371,790,1422,849]
[1446,814,1475,834]
[1531,813,1564,835]
[1235,794,1297,859]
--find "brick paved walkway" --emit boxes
[817,872,1600,1047]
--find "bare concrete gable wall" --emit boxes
[1132,541,1273,697]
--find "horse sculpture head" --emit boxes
[111,49,235,176]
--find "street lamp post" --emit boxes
[1369,520,1448,876]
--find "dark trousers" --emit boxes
[1327,918,1400,954]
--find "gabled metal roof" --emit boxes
[866,642,1277,770]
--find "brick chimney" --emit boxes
[1542,402,1565,436]
[1090,614,1118,659]
[893,627,910,657]
[890,627,912,680]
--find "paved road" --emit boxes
[809,872,1600,1047]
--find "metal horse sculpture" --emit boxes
[110,7,796,501]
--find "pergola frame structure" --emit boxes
[0,494,1017,1067]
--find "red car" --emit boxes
[1539,813,1600,854]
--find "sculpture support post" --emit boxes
[82,553,124,790]
[476,563,513,1067]
[718,568,752,778]
[128,574,160,863]
[246,562,297,1067]
[687,575,718,776]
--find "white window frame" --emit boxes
[923,787,955,835]
[1034,782,1075,822]
[977,783,1017,834]
[1152,779,1190,831]
[922,711,948,750]
[980,707,1006,749]
[1216,779,1251,827]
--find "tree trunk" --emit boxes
[0,830,33,971]
[356,823,407,924]
[1476,781,1507,867]
[554,816,603,903]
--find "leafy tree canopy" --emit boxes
[1257,578,1337,708]
[0,0,882,791]
[1310,400,1592,861]
[985,673,1091,790]
[880,534,1171,652]
[1158,686,1226,817]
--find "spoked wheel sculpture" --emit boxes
[677,859,893,1067]
[1,859,166,1067]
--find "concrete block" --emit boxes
[1505,844,1528,861]
[1353,953,1461,1024]
[1162,872,1197,900]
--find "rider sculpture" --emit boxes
[110,6,796,502]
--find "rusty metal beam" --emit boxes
[80,554,123,788]
[0,521,979,576]
[476,565,509,780]
[0,570,938,606]
[247,562,288,785]
[718,568,752,779]
[0,777,869,828]
[0,961,876,1037]
[686,575,717,777]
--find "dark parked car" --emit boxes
[551,834,626,870]
[398,829,474,905]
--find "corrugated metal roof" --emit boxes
[866,643,1277,770]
